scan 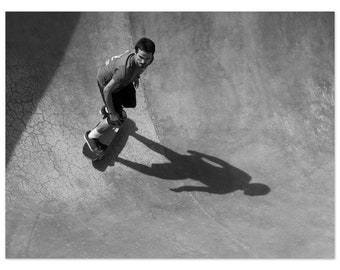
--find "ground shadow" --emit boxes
[6,12,81,164]
[116,128,270,196]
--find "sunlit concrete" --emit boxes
[6,12,334,258]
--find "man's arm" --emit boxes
[103,78,121,115]
[102,65,127,117]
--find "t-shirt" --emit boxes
[96,50,145,93]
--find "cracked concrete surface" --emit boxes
[6,12,334,258]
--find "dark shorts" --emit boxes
[98,81,136,114]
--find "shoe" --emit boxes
[84,131,107,154]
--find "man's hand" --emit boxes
[133,78,140,89]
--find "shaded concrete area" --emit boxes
[6,12,81,163]
[6,12,334,258]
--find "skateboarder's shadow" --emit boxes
[115,123,270,196]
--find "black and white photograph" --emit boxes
[4,3,335,264]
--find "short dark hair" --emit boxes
[135,37,155,55]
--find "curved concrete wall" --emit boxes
[131,12,334,157]
[6,12,334,258]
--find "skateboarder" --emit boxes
[84,37,156,154]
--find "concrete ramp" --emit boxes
[6,12,334,258]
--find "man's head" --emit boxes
[134,37,155,68]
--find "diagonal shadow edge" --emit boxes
[6,12,81,164]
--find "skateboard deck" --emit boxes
[82,126,120,161]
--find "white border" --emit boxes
[1,1,338,270]
[0,0,339,12]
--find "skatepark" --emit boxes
[6,12,334,258]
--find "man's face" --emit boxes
[135,49,153,68]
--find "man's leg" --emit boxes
[88,95,122,134]
[98,83,135,120]
[85,83,122,153]
[120,83,136,112]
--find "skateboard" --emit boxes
[83,108,124,161]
